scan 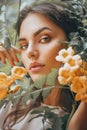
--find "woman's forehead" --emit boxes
[19,13,65,36]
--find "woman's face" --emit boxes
[19,13,67,81]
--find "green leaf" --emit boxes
[8,93,21,106]
[52,117,62,130]
[31,107,44,114]
[34,75,47,89]
[46,69,58,86]
[30,90,41,100]
[22,94,31,104]
[0,99,8,109]
[15,77,30,89]
[42,87,52,99]
[4,37,11,49]
[61,114,70,130]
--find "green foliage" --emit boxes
[4,37,11,49]
[0,68,58,108]
[34,75,47,89]
[64,0,87,61]
[61,114,70,130]
[30,106,62,130]
[46,69,58,86]
[42,87,52,99]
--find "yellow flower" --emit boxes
[58,66,75,84]
[74,67,84,76]
[55,47,74,63]
[56,46,87,103]
[70,76,87,102]
[70,76,87,93]
[82,61,87,76]
[11,66,27,77]
[75,87,87,102]
[0,72,8,86]
[0,66,27,100]
[10,66,27,86]
[64,55,82,71]
[83,61,87,69]
[0,73,9,100]
[0,88,8,100]
[8,85,20,94]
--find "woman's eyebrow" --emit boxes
[18,27,52,42]
[34,27,52,37]
[18,38,26,42]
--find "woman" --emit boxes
[0,1,87,130]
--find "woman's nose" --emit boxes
[28,50,39,59]
[26,43,39,60]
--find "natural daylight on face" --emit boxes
[19,13,67,81]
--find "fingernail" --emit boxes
[11,62,15,66]
[4,60,6,64]
[16,58,19,62]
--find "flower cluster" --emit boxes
[56,47,87,102]
[0,66,27,100]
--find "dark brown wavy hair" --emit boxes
[2,1,79,129]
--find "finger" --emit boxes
[1,57,6,64]
[9,49,19,62]
[0,53,6,64]
[4,50,15,66]
[0,44,15,66]
[12,46,22,54]
[0,45,6,51]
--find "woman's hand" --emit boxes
[68,102,87,130]
[0,43,21,66]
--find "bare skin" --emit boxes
[68,102,87,130]
[0,43,21,66]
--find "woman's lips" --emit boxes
[29,62,45,73]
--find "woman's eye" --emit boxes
[40,36,51,44]
[20,44,28,50]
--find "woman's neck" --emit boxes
[43,87,61,106]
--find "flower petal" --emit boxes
[70,76,87,93]
[11,66,27,77]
